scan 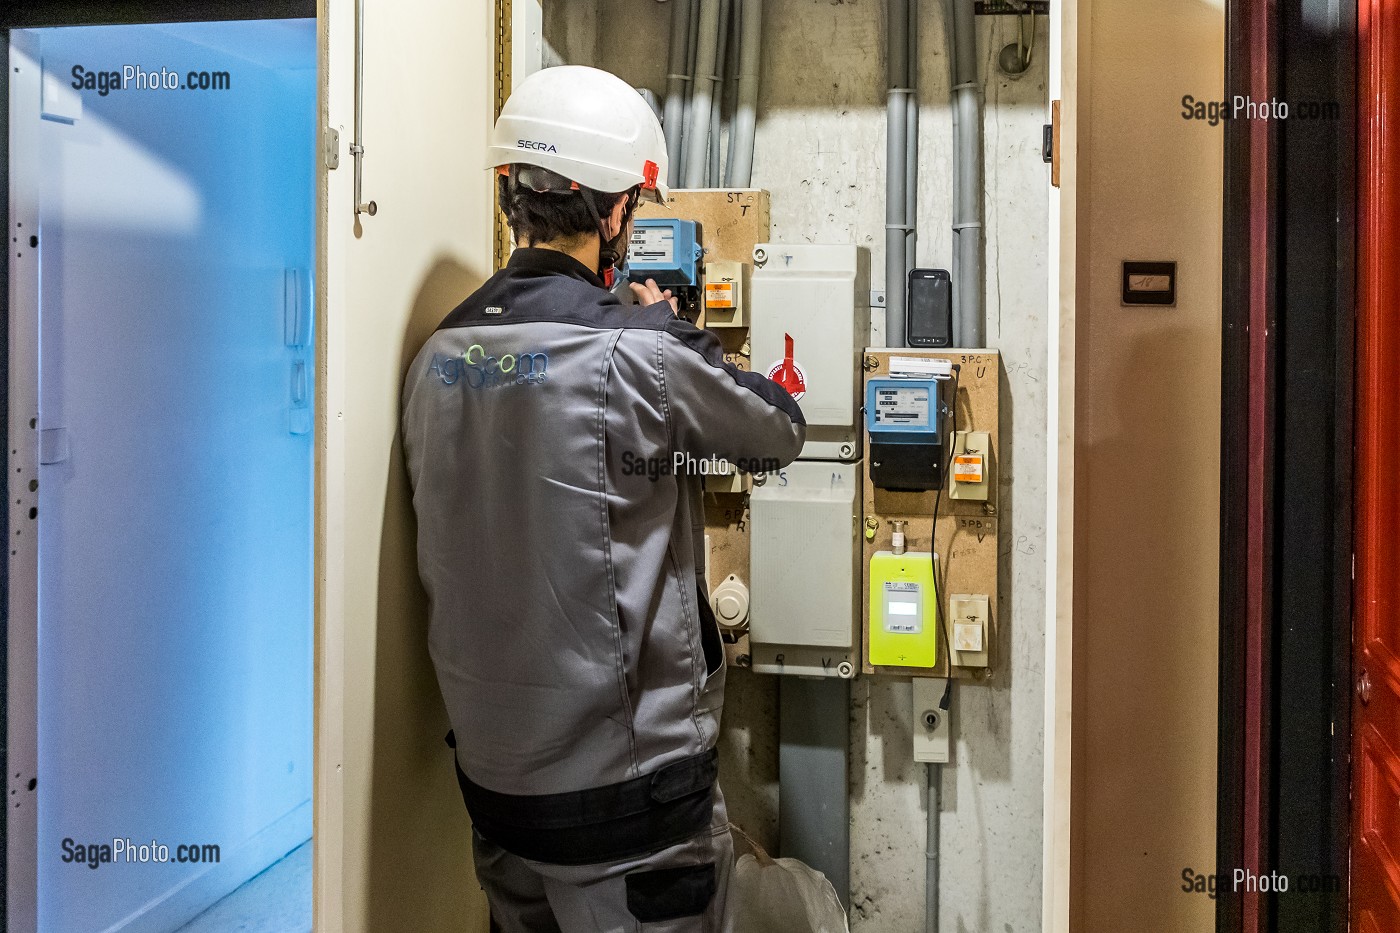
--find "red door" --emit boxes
[1353,1,1400,929]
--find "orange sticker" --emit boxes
[953,455,984,483]
[705,282,734,309]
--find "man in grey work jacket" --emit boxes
[401,65,805,931]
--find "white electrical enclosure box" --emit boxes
[948,593,991,668]
[749,460,860,678]
[750,244,870,461]
[912,678,951,763]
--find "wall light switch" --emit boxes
[1121,261,1177,306]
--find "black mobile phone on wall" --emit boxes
[907,268,952,348]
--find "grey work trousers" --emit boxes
[473,790,734,933]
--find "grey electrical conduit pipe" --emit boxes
[905,0,919,275]
[678,0,701,184]
[726,0,762,187]
[885,0,910,348]
[684,0,723,186]
[928,761,942,933]
[728,0,750,182]
[724,0,741,182]
[949,0,984,347]
[708,0,732,187]
[663,0,692,189]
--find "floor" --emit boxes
[176,841,312,933]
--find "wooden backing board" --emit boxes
[641,191,772,666]
[636,188,771,266]
[704,494,753,666]
[861,350,1001,680]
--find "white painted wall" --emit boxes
[570,3,1052,929]
[319,1,496,930]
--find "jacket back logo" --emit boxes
[430,344,548,389]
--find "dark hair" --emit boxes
[497,168,630,247]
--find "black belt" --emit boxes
[445,731,718,865]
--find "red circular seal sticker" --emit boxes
[765,333,807,401]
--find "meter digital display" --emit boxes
[882,581,924,633]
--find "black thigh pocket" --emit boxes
[625,862,717,922]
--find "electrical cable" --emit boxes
[931,364,961,705]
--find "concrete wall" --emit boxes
[1072,0,1223,929]
[319,1,495,930]
[576,3,1052,930]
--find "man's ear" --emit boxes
[604,195,630,239]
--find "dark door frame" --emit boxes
[0,2,315,927]
[1219,0,1355,931]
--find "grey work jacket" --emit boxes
[402,247,805,801]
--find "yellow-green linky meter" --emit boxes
[868,544,939,668]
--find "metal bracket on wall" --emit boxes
[324,127,340,171]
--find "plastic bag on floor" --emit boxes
[729,825,849,933]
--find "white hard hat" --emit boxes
[487,65,669,203]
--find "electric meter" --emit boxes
[865,376,948,491]
[627,218,704,320]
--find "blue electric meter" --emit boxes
[627,219,703,319]
[865,377,947,491]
